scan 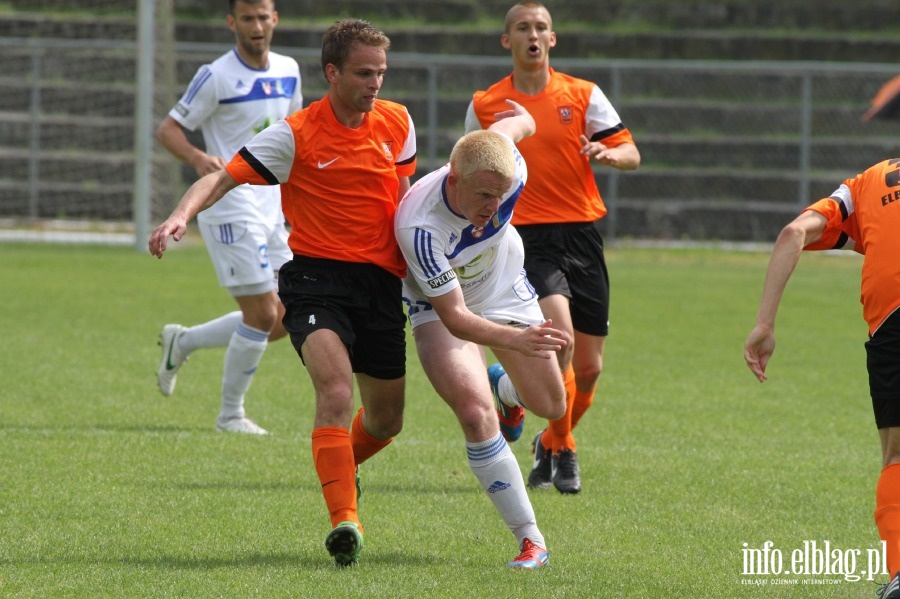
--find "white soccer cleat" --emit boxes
[157,324,187,397]
[216,415,269,435]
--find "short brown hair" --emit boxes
[321,18,391,75]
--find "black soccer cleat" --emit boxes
[551,448,582,494]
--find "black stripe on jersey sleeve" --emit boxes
[835,197,849,221]
[396,153,417,166]
[238,147,279,185]
[833,231,849,250]
[590,123,625,142]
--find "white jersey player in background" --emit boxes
[153,0,302,434]
[394,100,567,569]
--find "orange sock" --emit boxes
[311,426,360,530]
[571,384,597,430]
[351,407,393,465]
[543,365,577,453]
[875,462,900,575]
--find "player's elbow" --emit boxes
[779,219,819,249]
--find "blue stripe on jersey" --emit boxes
[220,77,298,104]
[446,180,524,260]
[184,67,212,105]
[414,228,441,277]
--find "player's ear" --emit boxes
[272,11,279,27]
[500,34,511,50]
[549,31,556,48]
[446,170,459,191]
[324,63,338,83]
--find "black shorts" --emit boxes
[278,255,406,380]
[866,308,900,429]
[517,220,610,336]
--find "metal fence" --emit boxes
[1,35,898,246]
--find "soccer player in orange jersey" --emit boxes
[149,18,417,567]
[466,1,640,494]
[744,159,900,598]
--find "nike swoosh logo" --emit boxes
[321,479,340,488]
[165,336,178,370]
[533,454,544,470]
[317,157,339,169]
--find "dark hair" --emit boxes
[321,18,390,76]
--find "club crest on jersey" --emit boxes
[262,81,272,95]
[472,226,484,239]
[382,141,394,161]
[558,105,574,124]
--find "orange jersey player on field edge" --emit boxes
[744,158,900,598]
[465,1,640,494]
[149,18,416,568]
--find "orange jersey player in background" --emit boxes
[149,18,416,568]
[465,1,640,494]
[744,158,900,598]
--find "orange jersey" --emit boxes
[469,69,635,225]
[225,96,417,277]
[804,158,900,335]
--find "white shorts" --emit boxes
[199,220,292,297]
[404,269,544,329]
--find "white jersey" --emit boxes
[396,134,529,316]
[169,48,302,225]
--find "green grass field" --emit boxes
[0,239,886,598]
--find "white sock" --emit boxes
[498,373,524,409]
[219,322,268,420]
[467,432,545,548]
[179,311,243,356]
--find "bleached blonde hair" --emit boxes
[449,130,515,183]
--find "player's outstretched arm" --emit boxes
[743,210,828,381]
[148,169,238,258]
[430,290,567,359]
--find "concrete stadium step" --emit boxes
[637,136,899,173]
[0,146,133,185]
[613,167,846,205]
[0,111,134,152]
[3,12,900,63]
[612,199,801,241]
[0,46,135,82]
[13,0,896,35]
[0,181,134,219]
[1,81,135,117]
